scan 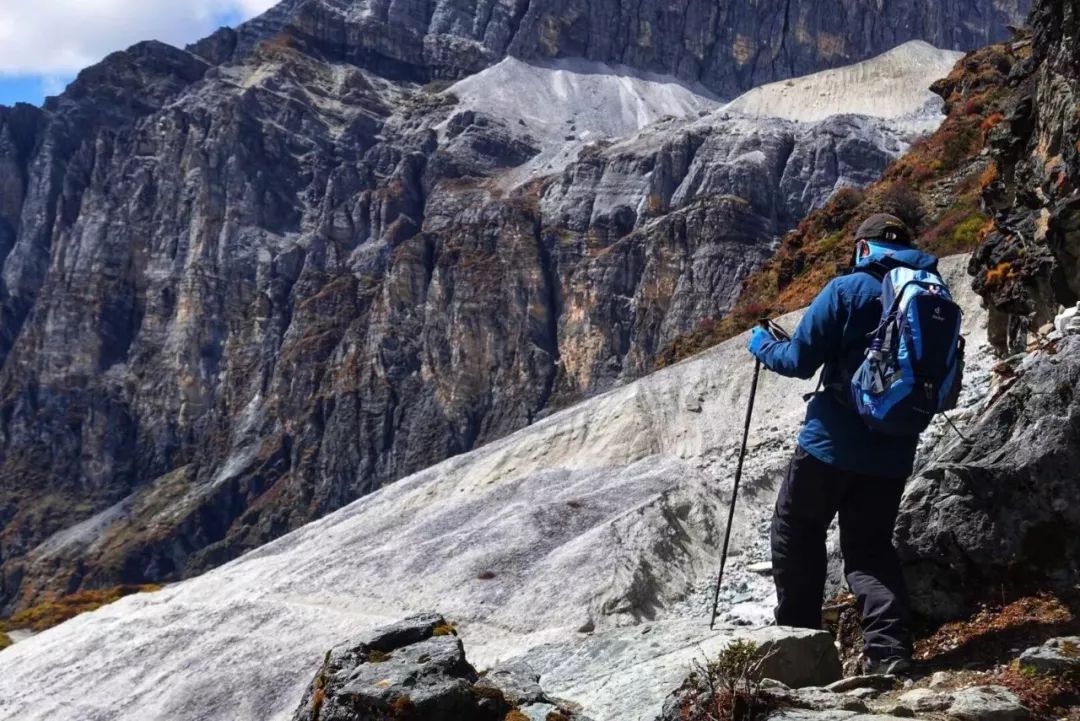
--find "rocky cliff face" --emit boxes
[198,0,1028,99]
[968,0,1080,351]
[0,0,1022,611]
[896,0,1080,617]
[897,336,1080,620]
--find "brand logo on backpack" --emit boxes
[850,266,966,436]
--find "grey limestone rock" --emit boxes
[896,688,954,713]
[946,686,1030,721]
[826,676,898,694]
[289,613,587,721]
[762,686,872,713]
[758,629,844,689]
[474,661,548,706]
[1017,636,1080,675]
[764,711,921,721]
[896,337,1080,619]
[214,0,1028,99]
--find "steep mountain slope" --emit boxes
[969,0,1080,351]
[0,257,990,721]
[660,31,1035,364]
[724,40,963,125]
[0,1,997,612]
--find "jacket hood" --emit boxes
[854,241,938,272]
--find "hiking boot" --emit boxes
[861,655,914,677]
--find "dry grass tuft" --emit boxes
[389,695,415,718]
[672,639,777,721]
[366,649,392,663]
[5,584,163,633]
[915,594,1076,666]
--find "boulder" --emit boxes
[946,686,1030,721]
[765,712,921,721]
[657,628,846,721]
[289,614,586,721]
[897,688,953,713]
[1054,305,1080,336]
[474,662,548,706]
[878,705,916,718]
[1017,636,1080,675]
[762,686,871,712]
[929,672,952,688]
[756,629,844,689]
[896,338,1080,619]
[517,703,567,721]
[844,689,882,701]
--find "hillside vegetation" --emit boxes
[659,34,1033,366]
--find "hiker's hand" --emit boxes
[748,326,774,358]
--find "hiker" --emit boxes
[746,213,962,675]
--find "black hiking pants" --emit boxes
[770,446,913,662]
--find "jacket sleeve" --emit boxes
[754,279,847,379]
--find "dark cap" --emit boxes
[855,213,912,245]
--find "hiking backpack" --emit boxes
[849,262,965,436]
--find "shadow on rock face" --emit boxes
[897,337,1080,621]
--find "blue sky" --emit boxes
[0,2,276,107]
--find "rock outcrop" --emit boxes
[969,0,1080,351]
[1018,636,1080,675]
[0,0,980,610]
[896,336,1080,620]
[289,613,589,721]
[947,686,1031,721]
[897,0,1080,619]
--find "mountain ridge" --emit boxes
[189,0,1028,98]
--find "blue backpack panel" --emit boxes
[851,265,965,436]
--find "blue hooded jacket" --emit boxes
[751,244,940,479]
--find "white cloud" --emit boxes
[39,75,72,97]
[0,0,280,76]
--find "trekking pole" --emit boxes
[709,355,763,630]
